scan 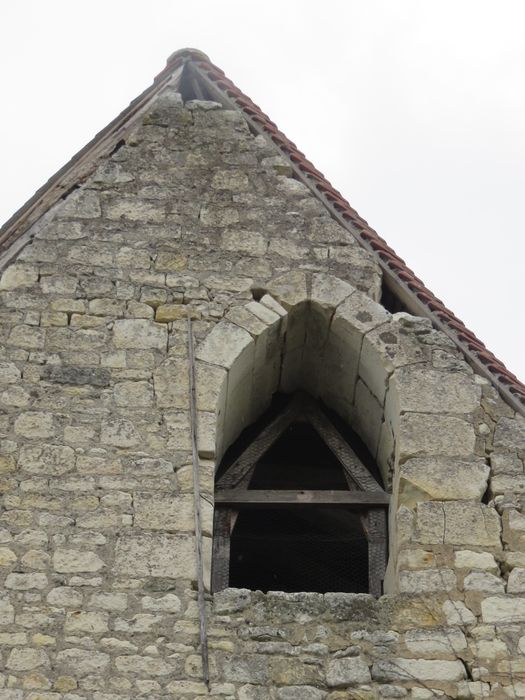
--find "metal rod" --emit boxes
[187,317,210,687]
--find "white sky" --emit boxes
[2,1,524,383]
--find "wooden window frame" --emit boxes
[212,394,389,597]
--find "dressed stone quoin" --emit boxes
[0,48,524,699]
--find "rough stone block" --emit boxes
[398,568,456,593]
[114,534,195,578]
[494,415,525,452]
[113,319,167,350]
[405,628,467,658]
[53,549,105,573]
[372,658,465,682]
[416,501,501,547]
[0,264,39,290]
[326,656,371,686]
[196,321,253,370]
[397,413,476,460]
[398,458,489,507]
[19,445,76,476]
[56,648,110,675]
[481,595,525,623]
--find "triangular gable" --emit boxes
[0,48,523,414]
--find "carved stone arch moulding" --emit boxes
[194,271,486,592]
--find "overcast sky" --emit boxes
[2,1,524,383]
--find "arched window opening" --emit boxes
[212,393,389,596]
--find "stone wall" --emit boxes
[0,86,524,698]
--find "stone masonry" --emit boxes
[0,76,525,699]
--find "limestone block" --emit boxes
[311,273,355,311]
[221,230,267,256]
[64,610,109,634]
[353,379,383,457]
[106,198,165,222]
[9,325,45,350]
[101,419,141,448]
[114,534,195,578]
[372,658,465,682]
[269,238,309,260]
[490,474,525,496]
[507,568,525,593]
[0,361,21,384]
[416,501,501,547]
[6,647,49,671]
[195,361,227,413]
[405,628,467,658]
[502,509,525,551]
[0,598,15,624]
[200,205,239,227]
[326,656,371,686]
[56,648,110,675]
[0,548,17,566]
[113,319,167,351]
[397,549,436,570]
[53,549,105,573]
[115,654,177,676]
[141,593,182,613]
[155,252,187,271]
[165,411,191,451]
[494,415,525,452]
[481,596,525,623]
[266,271,308,310]
[491,453,523,475]
[454,550,498,572]
[360,320,425,405]
[260,294,287,317]
[398,458,489,507]
[5,573,47,590]
[398,569,456,593]
[0,264,38,290]
[153,357,190,409]
[114,380,153,407]
[59,190,101,218]
[226,305,269,336]
[46,587,82,607]
[0,456,16,474]
[389,366,481,414]
[196,321,253,370]
[18,445,75,476]
[155,303,192,322]
[134,493,206,533]
[463,572,505,593]
[89,592,128,611]
[397,413,476,460]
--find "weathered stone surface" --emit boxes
[481,595,525,623]
[114,380,154,407]
[398,414,476,459]
[19,444,75,476]
[56,648,110,675]
[463,571,504,592]
[141,593,181,613]
[115,654,176,676]
[41,365,110,386]
[326,656,371,686]
[391,366,481,414]
[405,628,467,658]
[14,412,54,438]
[0,263,39,290]
[113,319,167,350]
[64,610,109,633]
[398,568,456,593]
[398,457,489,506]
[454,550,498,572]
[0,361,21,384]
[494,416,525,451]
[47,587,83,607]
[114,535,195,578]
[196,321,253,370]
[372,658,465,682]
[6,647,49,670]
[507,567,525,593]
[53,549,105,573]
[5,573,48,590]
[100,419,141,447]
[416,501,501,547]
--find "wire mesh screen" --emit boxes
[229,507,369,593]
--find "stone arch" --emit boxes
[194,271,485,591]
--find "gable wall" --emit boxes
[0,88,524,699]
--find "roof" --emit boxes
[1,48,524,416]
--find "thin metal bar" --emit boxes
[187,317,210,687]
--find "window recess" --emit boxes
[212,393,389,596]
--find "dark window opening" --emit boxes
[230,508,369,593]
[213,392,389,597]
[380,280,408,314]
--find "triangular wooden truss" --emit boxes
[213,393,389,596]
